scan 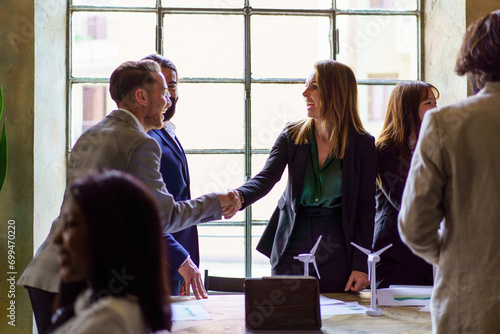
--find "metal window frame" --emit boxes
[67,0,422,277]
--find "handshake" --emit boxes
[217,189,244,219]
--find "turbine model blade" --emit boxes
[374,243,393,256]
[350,242,371,255]
[294,236,323,278]
[310,235,323,255]
[312,258,321,279]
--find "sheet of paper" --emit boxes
[321,302,368,316]
[377,286,432,306]
[320,295,346,306]
[171,304,212,321]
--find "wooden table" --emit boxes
[170,292,431,333]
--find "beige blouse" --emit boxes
[51,289,148,334]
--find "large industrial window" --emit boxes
[69,0,421,278]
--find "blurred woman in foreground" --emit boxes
[51,170,171,333]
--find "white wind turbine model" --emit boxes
[294,235,323,279]
[351,242,393,316]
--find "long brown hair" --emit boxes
[376,81,439,162]
[69,170,171,331]
[289,60,367,159]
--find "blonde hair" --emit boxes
[289,60,366,159]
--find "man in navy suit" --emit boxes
[144,54,208,299]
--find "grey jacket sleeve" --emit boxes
[398,111,446,266]
[128,136,222,234]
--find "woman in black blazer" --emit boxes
[233,60,376,293]
[374,81,439,288]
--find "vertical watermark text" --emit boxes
[6,219,17,327]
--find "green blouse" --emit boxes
[300,127,343,208]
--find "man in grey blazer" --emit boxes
[18,60,240,333]
[399,10,500,334]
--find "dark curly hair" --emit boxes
[455,10,500,91]
[142,54,177,75]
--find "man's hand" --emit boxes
[178,257,208,299]
[217,190,242,219]
[344,270,369,292]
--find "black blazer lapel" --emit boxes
[289,143,311,212]
[341,130,356,227]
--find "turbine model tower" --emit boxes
[294,235,323,279]
[351,242,392,316]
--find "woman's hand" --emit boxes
[217,190,242,219]
[344,270,369,292]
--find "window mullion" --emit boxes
[331,10,337,59]
[156,0,162,54]
[244,4,252,278]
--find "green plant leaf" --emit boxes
[0,122,7,192]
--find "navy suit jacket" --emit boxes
[237,126,376,274]
[148,128,199,282]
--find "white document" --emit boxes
[321,302,368,316]
[319,295,346,306]
[171,304,212,321]
[377,286,432,306]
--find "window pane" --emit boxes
[72,12,156,78]
[174,83,244,150]
[250,154,287,221]
[358,84,395,139]
[252,225,272,277]
[198,224,245,278]
[187,154,245,222]
[72,0,155,6]
[163,14,243,78]
[337,15,417,81]
[162,0,243,8]
[250,0,332,9]
[70,83,114,147]
[251,83,306,149]
[336,0,417,10]
[251,15,330,78]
